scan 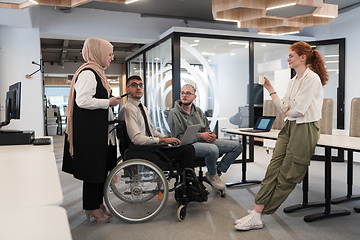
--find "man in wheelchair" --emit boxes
[119,75,208,203]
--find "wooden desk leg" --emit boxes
[332,150,360,204]
[283,169,325,213]
[226,135,261,187]
[304,147,350,222]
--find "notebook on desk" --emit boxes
[240,116,276,133]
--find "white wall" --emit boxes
[0,24,44,136]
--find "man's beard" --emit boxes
[180,101,192,106]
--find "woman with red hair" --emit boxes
[235,41,328,231]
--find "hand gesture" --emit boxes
[200,132,216,143]
[109,96,122,107]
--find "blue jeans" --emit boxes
[193,139,243,175]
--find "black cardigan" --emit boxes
[62,68,116,183]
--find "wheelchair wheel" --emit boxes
[177,205,186,221]
[104,159,169,223]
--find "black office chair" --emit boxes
[103,120,208,223]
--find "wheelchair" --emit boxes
[103,120,208,223]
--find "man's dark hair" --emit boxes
[126,75,143,86]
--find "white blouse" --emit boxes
[74,70,116,145]
[273,68,323,124]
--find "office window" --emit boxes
[180,37,249,138]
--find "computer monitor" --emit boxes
[0,82,21,130]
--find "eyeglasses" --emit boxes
[109,53,114,59]
[128,83,144,88]
[180,91,195,96]
[286,54,298,60]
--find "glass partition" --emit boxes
[180,37,249,139]
[145,38,172,135]
[316,44,339,130]
[125,32,345,144]
[128,54,144,79]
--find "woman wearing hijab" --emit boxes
[234,41,328,231]
[62,37,122,223]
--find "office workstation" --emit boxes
[2,0,360,239]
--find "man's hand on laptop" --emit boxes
[159,137,181,146]
[200,132,216,143]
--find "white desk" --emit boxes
[0,151,63,208]
[0,137,54,154]
[0,206,72,240]
[223,128,360,222]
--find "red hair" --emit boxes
[290,41,329,86]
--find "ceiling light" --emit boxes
[134,68,137,70]
[277,31,300,36]
[229,42,249,48]
[261,44,266,47]
[325,55,339,58]
[313,14,336,18]
[258,32,276,36]
[202,52,216,56]
[215,18,241,28]
[194,40,200,42]
[326,61,339,63]
[266,3,296,10]
[154,57,160,60]
[310,46,317,48]
[228,41,247,45]
[190,44,198,47]
[231,53,235,56]
[125,0,138,4]
[208,60,212,62]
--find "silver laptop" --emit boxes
[168,124,201,147]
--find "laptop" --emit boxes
[168,124,201,147]
[240,116,276,133]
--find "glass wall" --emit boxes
[128,54,144,79]
[125,32,345,144]
[180,37,249,138]
[316,44,339,129]
[145,38,172,135]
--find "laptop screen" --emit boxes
[257,119,270,130]
[254,116,276,131]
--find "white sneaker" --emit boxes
[206,172,225,190]
[235,210,264,225]
[234,210,263,231]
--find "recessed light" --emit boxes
[266,3,296,10]
[202,52,216,56]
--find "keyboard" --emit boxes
[33,138,51,145]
